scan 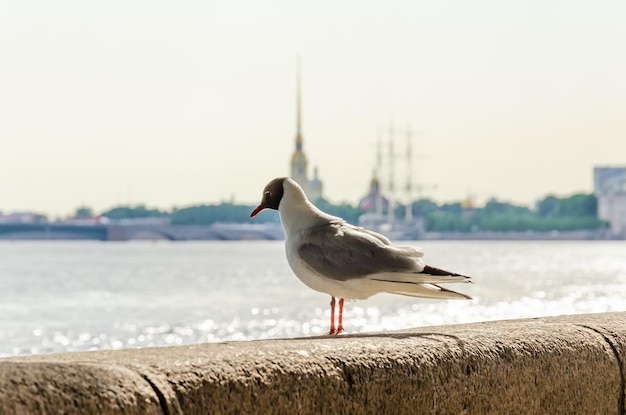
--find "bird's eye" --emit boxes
[264,191,271,200]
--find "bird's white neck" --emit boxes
[278,179,329,235]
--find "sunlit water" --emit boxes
[1,240,625,357]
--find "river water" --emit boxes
[0,240,624,357]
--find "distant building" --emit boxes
[307,167,323,202]
[461,195,475,219]
[62,216,109,225]
[594,166,626,236]
[359,170,388,213]
[357,170,391,228]
[0,211,47,224]
[289,57,323,201]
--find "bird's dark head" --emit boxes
[250,177,287,218]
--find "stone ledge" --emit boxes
[1,312,624,415]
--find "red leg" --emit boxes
[326,296,337,335]
[336,298,345,334]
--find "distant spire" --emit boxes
[290,54,308,192]
[295,54,303,151]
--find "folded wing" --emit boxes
[298,221,423,281]
[298,221,472,299]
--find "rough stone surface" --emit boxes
[0,312,624,415]
[0,362,162,415]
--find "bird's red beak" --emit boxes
[250,204,264,218]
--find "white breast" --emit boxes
[278,178,385,300]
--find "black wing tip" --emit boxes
[422,265,472,280]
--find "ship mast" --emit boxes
[405,125,413,221]
[387,123,395,225]
[375,131,383,216]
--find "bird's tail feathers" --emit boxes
[368,266,471,285]
[367,265,472,299]
[369,273,469,285]
[387,282,472,300]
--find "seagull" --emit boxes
[250,177,472,335]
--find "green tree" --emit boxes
[314,198,364,223]
[101,205,167,220]
[559,194,597,217]
[536,194,597,218]
[439,202,464,216]
[74,206,94,218]
[411,199,439,217]
[536,195,560,217]
[425,213,473,232]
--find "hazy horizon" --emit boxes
[2,1,625,217]
[0,182,605,220]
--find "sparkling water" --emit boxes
[1,240,624,357]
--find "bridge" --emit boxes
[0,223,284,241]
[0,223,108,240]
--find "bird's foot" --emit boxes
[326,327,344,336]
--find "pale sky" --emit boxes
[1,0,625,217]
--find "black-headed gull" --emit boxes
[250,177,471,335]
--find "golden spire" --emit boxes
[295,54,303,151]
[371,168,379,187]
[290,55,308,190]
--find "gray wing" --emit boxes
[297,221,422,281]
